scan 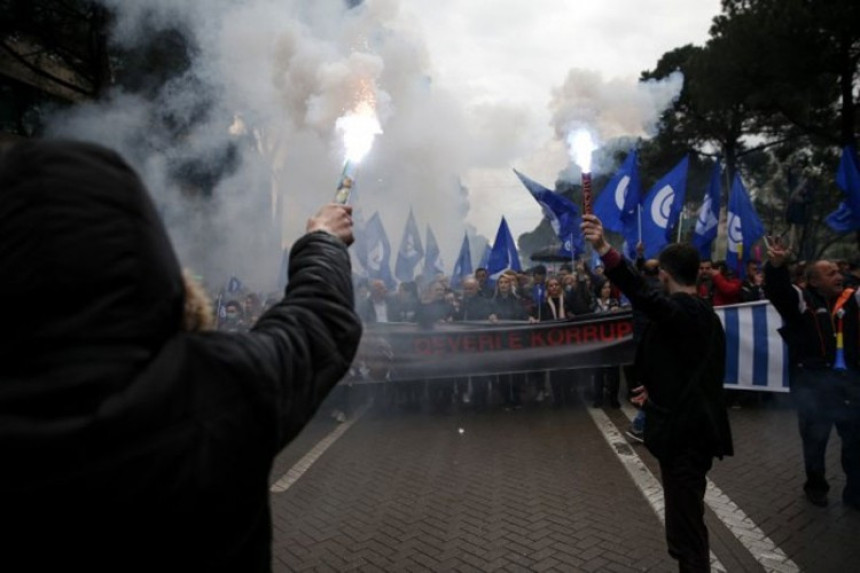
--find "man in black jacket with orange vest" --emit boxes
[764,238,860,510]
[582,214,733,573]
[0,140,362,571]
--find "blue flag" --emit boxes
[363,212,395,288]
[478,243,491,270]
[594,149,642,233]
[825,145,860,232]
[451,233,473,289]
[692,161,722,260]
[640,156,689,258]
[487,217,522,279]
[513,169,584,257]
[394,209,424,282]
[726,174,764,279]
[423,225,445,279]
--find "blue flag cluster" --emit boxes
[825,145,860,232]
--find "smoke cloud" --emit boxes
[46,0,515,291]
[44,1,687,290]
[548,68,684,175]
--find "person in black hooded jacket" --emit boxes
[0,140,362,572]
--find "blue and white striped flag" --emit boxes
[714,301,789,392]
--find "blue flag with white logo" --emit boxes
[451,233,473,289]
[423,225,445,279]
[395,209,424,282]
[513,169,584,257]
[726,173,764,279]
[825,145,860,232]
[692,161,722,260]
[640,156,689,258]
[487,217,522,279]
[594,149,642,234]
[363,212,395,288]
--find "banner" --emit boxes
[354,312,635,380]
[351,302,789,392]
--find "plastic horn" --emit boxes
[834,310,847,370]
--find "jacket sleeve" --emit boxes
[712,273,742,298]
[763,262,802,323]
[241,231,362,450]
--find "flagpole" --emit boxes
[638,206,642,243]
[676,208,683,242]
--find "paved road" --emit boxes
[268,387,858,572]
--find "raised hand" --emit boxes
[306,203,354,246]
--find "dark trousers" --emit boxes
[659,448,713,573]
[793,369,860,503]
[500,373,524,406]
[592,366,620,407]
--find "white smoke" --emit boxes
[549,68,684,175]
[46,0,510,292]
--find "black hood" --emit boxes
[0,140,184,374]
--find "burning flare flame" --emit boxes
[336,99,382,165]
[567,129,597,173]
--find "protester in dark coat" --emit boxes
[583,214,732,573]
[0,140,362,572]
[764,240,860,510]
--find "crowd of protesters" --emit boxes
[208,252,860,425]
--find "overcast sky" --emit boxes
[397,0,722,241]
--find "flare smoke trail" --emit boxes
[549,68,684,178]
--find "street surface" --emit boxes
[269,386,857,572]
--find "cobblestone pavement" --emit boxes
[269,386,858,572]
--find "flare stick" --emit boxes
[582,172,593,216]
[334,160,356,205]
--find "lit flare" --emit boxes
[334,98,382,205]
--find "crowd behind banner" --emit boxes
[210,253,860,419]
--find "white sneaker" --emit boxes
[536,390,545,403]
[463,393,471,404]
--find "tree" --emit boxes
[0,0,112,101]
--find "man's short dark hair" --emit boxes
[642,260,659,276]
[658,244,700,286]
[532,264,547,275]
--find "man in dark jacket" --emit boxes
[583,214,733,573]
[763,240,860,510]
[0,140,362,571]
